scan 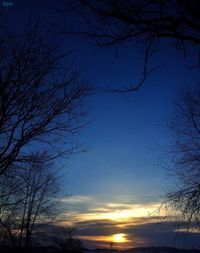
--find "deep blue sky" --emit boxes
[1,0,200,248]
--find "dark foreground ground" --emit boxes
[0,247,200,253]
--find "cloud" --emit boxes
[175,227,200,234]
[60,201,164,225]
[73,218,200,249]
[57,195,200,249]
[59,195,93,204]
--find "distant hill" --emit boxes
[84,246,200,253]
[0,246,199,253]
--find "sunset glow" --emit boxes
[78,233,129,243]
[78,232,131,249]
[112,233,128,243]
[61,198,163,226]
[60,197,168,248]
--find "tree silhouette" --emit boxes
[0,153,60,248]
[55,228,83,253]
[0,24,90,176]
[165,86,200,225]
[68,0,200,92]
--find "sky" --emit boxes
[1,0,200,249]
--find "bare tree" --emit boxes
[73,0,200,45]
[55,228,83,253]
[66,0,200,92]
[164,86,200,226]
[0,153,60,248]
[0,24,90,176]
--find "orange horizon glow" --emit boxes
[112,233,128,243]
[78,233,131,249]
[59,196,165,249]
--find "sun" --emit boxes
[112,233,127,243]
